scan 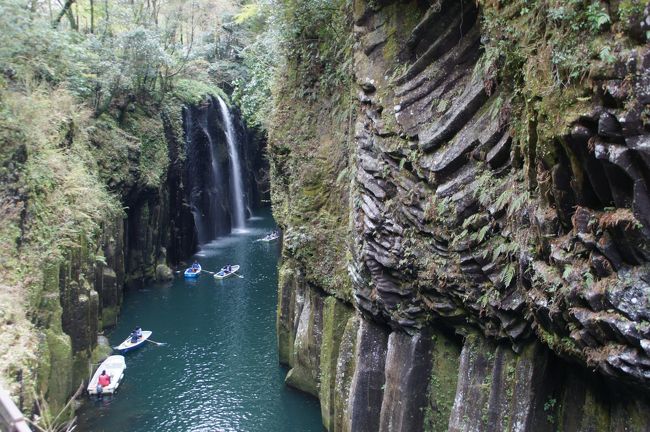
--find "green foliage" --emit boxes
[3,88,121,259]
[260,0,355,299]
[598,46,616,64]
[234,4,263,25]
[585,2,611,32]
[500,263,517,287]
[233,0,354,130]
[618,0,646,22]
[479,0,638,157]
[173,79,229,105]
[232,29,277,128]
[544,397,557,423]
[0,0,233,118]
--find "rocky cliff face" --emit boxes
[272,0,650,430]
[2,97,265,414]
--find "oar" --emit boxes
[147,339,167,346]
[233,272,244,279]
[201,269,215,275]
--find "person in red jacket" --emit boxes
[96,370,111,399]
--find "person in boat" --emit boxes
[130,330,138,343]
[191,261,200,273]
[97,370,110,398]
[135,326,142,339]
[226,264,231,273]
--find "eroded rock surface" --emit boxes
[351,0,650,389]
[272,0,650,430]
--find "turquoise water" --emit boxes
[76,210,323,432]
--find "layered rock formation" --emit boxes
[272,0,650,430]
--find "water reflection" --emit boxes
[76,210,321,432]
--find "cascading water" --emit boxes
[216,96,247,229]
[184,101,230,244]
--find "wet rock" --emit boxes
[320,299,354,431]
[334,315,360,432]
[285,285,324,397]
[378,330,433,432]
[155,264,173,282]
[347,319,389,432]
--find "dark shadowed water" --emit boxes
[76,210,322,432]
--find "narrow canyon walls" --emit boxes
[272,0,650,430]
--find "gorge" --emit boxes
[269,0,650,431]
[1,0,650,431]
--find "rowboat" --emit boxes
[87,355,126,395]
[184,264,201,278]
[258,233,279,242]
[114,330,152,353]
[214,265,240,280]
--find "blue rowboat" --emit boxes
[114,330,152,353]
[184,264,201,278]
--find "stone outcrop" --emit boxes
[272,0,650,430]
[5,97,266,414]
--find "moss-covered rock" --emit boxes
[277,263,298,366]
[285,285,324,397]
[41,330,73,414]
[320,297,354,430]
[423,330,462,432]
[335,314,360,432]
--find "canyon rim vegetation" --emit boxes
[1,0,650,431]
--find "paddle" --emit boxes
[233,272,244,279]
[201,269,215,275]
[146,339,167,346]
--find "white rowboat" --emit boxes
[87,355,126,395]
[214,265,240,280]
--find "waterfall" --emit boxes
[184,102,229,244]
[198,104,223,239]
[216,96,246,229]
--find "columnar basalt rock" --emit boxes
[272,0,650,430]
[351,0,650,387]
[379,330,434,432]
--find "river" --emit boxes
[76,210,322,431]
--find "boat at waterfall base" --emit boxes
[184,264,201,278]
[258,232,279,242]
[214,265,240,280]
[87,355,126,396]
[114,330,152,353]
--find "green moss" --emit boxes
[423,330,461,432]
[42,330,73,414]
[72,351,92,399]
[382,1,423,64]
[276,264,296,366]
[579,388,610,431]
[285,365,317,396]
[536,327,581,358]
[268,0,355,302]
[333,315,360,431]
[122,110,169,188]
[100,305,119,329]
[33,263,63,331]
[91,341,113,365]
[477,0,643,178]
[172,79,229,105]
[319,297,354,430]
